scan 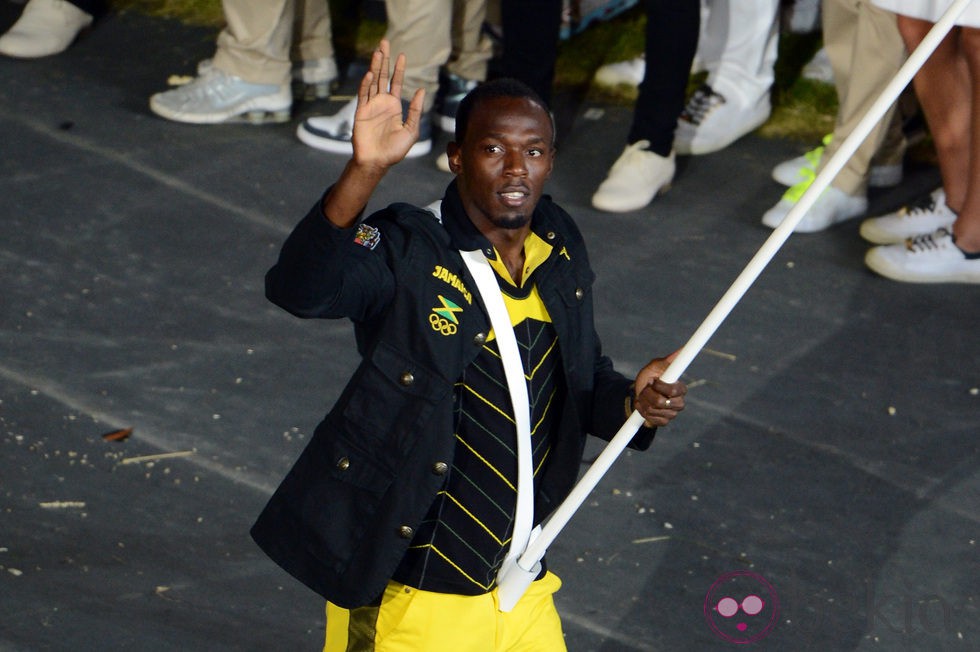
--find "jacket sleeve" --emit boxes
[265,198,397,322]
[588,329,658,451]
[551,199,657,451]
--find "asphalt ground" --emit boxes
[1,5,977,652]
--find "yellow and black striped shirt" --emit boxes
[392,232,565,594]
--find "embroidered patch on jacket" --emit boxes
[431,265,473,304]
[353,224,381,250]
[429,295,462,335]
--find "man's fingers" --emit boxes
[377,40,391,95]
[389,52,407,102]
[653,377,686,398]
[357,69,375,108]
[403,88,426,133]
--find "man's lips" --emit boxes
[498,186,531,206]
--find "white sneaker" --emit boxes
[593,53,704,89]
[150,68,291,124]
[859,188,955,244]
[591,141,674,213]
[594,55,645,88]
[762,184,867,232]
[296,98,433,157]
[801,47,834,84]
[0,0,92,58]
[865,228,980,283]
[772,135,903,188]
[674,84,770,155]
[772,134,829,186]
[867,163,903,188]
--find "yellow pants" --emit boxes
[324,572,567,652]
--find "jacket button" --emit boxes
[398,525,414,539]
[336,456,350,471]
[546,231,556,240]
[399,371,415,386]
[431,461,449,475]
[473,332,487,345]
[575,288,584,300]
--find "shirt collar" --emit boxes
[439,179,564,259]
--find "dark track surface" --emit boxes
[1,5,977,651]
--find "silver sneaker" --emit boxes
[150,68,291,125]
[196,57,337,101]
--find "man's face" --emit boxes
[448,96,555,233]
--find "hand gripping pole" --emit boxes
[496,0,974,612]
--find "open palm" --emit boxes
[351,40,426,169]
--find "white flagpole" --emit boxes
[497,0,976,612]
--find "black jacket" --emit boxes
[251,181,655,608]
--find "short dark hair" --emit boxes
[454,78,554,146]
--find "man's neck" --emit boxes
[485,228,529,287]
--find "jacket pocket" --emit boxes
[297,429,394,572]
[341,340,447,462]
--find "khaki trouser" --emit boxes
[385,0,492,111]
[821,0,908,195]
[213,0,335,85]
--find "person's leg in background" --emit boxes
[762,0,906,232]
[297,0,489,159]
[865,18,980,282]
[591,0,701,213]
[149,0,296,124]
[498,0,562,107]
[594,0,709,91]
[429,0,495,171]
[951,26,980,254]
[212,0,293,85]
[674,0,778,155]
[291,0,340,100]
[436,0,493,132]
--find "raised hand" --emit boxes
[351,39,426,169]
[320,40,426,228]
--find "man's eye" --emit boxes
[528,149,543,157]
[486,145,502,154]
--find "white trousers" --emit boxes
[698,0,781,106]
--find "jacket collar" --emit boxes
[439,179,565,259]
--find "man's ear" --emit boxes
[447,142,462,174]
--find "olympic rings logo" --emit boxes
[429,312,458,335]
